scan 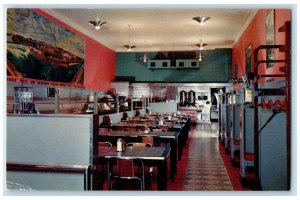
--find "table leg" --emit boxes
[170,140,177,181]
[178,131,184,160]
[157,159,168,190]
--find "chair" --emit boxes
[131,119,140,124]
[141,135,160,147]
[114,126,125,131]
[164,121,174,126]
[152,128,167,133]
[124,127,140,131]
[94,141,113,189]
[160,125,169,131]
[107,157,145,190]
[125,142,154,188]
[138,125,147,131]
[141,136,154,146]
[99,128,112,132]
[126,142,152,147]
[98,141,112,147]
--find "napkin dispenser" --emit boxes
[117,138,125,152]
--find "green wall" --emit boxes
[116,49,232,83]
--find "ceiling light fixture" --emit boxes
[196,42,207,50]
[123,24,136,51]
[141,41,149,63]
[192,16,210,25]
[193,16,210,62]
[88,13,107,30]
[197,50,205,62]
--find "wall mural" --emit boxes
[7,9,85,84]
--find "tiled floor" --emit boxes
[100,123,235,191]
[183,123,233,191]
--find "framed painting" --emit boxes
[266,9,275,68]
[245,45,252,74]
[7,9,85,84]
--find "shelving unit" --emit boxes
[253,21,290,190]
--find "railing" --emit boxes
[6,162,91,190]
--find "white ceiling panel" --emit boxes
[43,7,257,52]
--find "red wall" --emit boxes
[232,9,291,89]
[32,9,116,91]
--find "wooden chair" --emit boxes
[126,142,152,147]
[160,125,169,131]
[98,141,112,147]
[114,126,125,131]
[152,129,167,133]
[141,135,160,147]
[131,119,140,124]
[138,125,147,131]
[164,121,174,126]
[124,127,140,131]
[99,128,112,132]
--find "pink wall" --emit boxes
[32,9,116,91]
[232,9,291,89]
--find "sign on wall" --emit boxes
[7,9,85,84]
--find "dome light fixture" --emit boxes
[89,14,107,30]
[192,16,210,25]
[196,42,207,50]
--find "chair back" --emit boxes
[117,159,135,177]
[98,142,112,153]
[126,143,152,147]
[114,126,124,131]
[160,125,169,131]
[98,141,112,147]
[152,128,167,132]
[108,157,145,190]
[138,125,147,131]
[124,127,139,131]
[131,119,140,124]
[164,121,173,126]
[99,128,112,132]
[141,136,159,146]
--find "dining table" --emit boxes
[148,124,186,160]
[97,130,179,181]
[97,146,170,190]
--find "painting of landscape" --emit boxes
[7,9,85,84]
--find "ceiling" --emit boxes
[43,7,257,52]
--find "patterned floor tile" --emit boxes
[183,124,233,191]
